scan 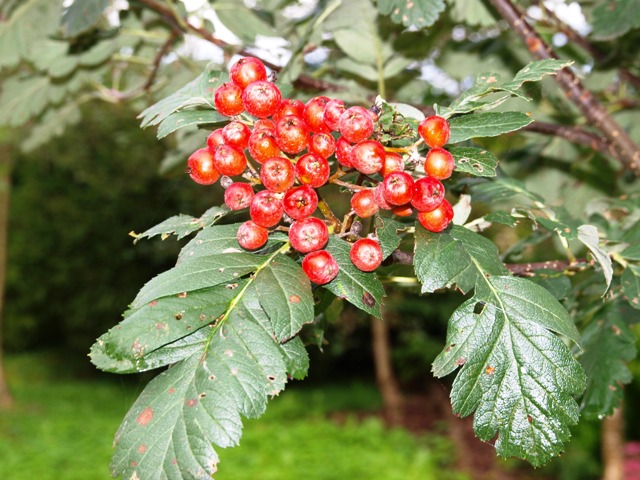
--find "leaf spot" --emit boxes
[267,375,276,381]
[174,313,183,320]
[168,387,175,394]
[224,350,233,357]
[149,300,158,307]
[527,415,533,423]
[473,302,486,315]
[208,375,216,381]
[231,367,239,376]
[178,292,187,298]
[136,407,154,426]
[218,268,225,273]
[138,444,147,454]
[131,461,137,467]
[172,458,178,465]
[155,322,165,330]
[362,292,376,307]
[611,325,621,335]
[485,365,496,375]
[455,357,467,366]
[608,384,617,391]
[185,398,198,407]
[472,163,484,172]
[226,283,239,289]
[289,295,301,304]
[198,392,207,399]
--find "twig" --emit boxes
[142,29,179,91]
[487,0,640,175]
[521,121,618,159]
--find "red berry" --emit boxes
[237,220,268,250]
[250,190,284,228]
[253,118,276,133]
[213,144,247,176]
[418,116,450,148]
[295,153,330,188]
[350,189,378,218]
[380,151,404,177]
[411,176,445,212]
[335,137,354,168]
[302,250,339,285]
[339,106,374,143]
[283,185,318,220]
[214,82,244,117]
[248,130,280,164]
[222,121,251,150]
[391,203,413,217]
[382,171,415,206]
[242,81,282,118]
[373,183,392,210]
[230,57,267,90]
[350,238,383,272]
[417,199,454,232]
[424,148,455,180]
[260,156,295,193]
[303,96,331,133]
[273,98,305,123]
[275,115,309,154]
[206,128,225,151]
[289,217,329,253]
[187,148,220,185]
[309,133,336,159]
[225,182,254,210]
[323,99,346,131]
[350,140,385,175]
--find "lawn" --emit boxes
[0,351,465,480]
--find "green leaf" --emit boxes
[133,206,229,243]
[324,236,386,317]
[374,216,405,259]
[61,0,109,37]
[433,290,586,466]
[213,0,277,42]
[448,146,498,177]
[622,264,640,310]
[157,109,227,139]
[591,0,640,40]
[325,0,382,65]
[620,243,640,261]
[448,112,533,144]
[0,0,61,68]
[138,68,225,129]
[414,225,507,296]
[579,304,636,418]
[577,225,613,294]
[471,177,544,204]
[447,0,494,27]
[376,0,446,29]
[500,59,573,95]
[484,210,520,228]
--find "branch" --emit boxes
[521,121,619,159]
[389,249,590,277]
[486,0,640,176]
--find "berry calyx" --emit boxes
[187,148,220,185]
[242,81,282,118]
[289,217,329,253]
[260,156,295,193]
[224,182,254,210]
[350,238,383,272]
[274,98,305,123]
[411,176,445,212]
[230,56,267,90]
[424,147,455,180]
[350,189,378,218]
[295,153,330,188]
[237,220,269,250]
[417,199,454,232]
[418,115,450,148]
[382,171,415,206]
[275,115,309,154]
[302,250,339,285]
[283,185,318,220]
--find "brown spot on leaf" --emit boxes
[362,292,376,307]
[231,367,239,376]
[172,458,178,465]
[611,325,621,335]
[185,399,198,407]
[609,384,617,392]
[149,301,158,307]
[485,365,496,375]
[168,387,175,394]
[455,357,467,366]
[138,444,147,454]
[267,375,276,381]
[155,322,165,330]
[289,295,301,304]
[178,292,187,298]
[199,392,207,399]
[174,313,183,320]
[527,415,533,423]
[136,407,154,426]
[131,461,137,467]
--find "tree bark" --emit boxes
[0,144,12,409]
[371,313,404,427]
[602,405,625,480]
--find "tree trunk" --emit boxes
[0,144,12,409]
[371,314,403,427]
[602,405,624,480]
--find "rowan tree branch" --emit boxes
[521,121,619,159]
[486,0,640,175]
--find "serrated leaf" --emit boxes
[577,225,613,293]
[448,112,533,144]
[376,0,446,29]
[500,59,573,94]
[622,264,640,310]
[325,0,382,65]
[433,289,585,466]
[133,206,229,243]
[579,305,636,418]
[414,224,507,296]
[389,102,425,121]
[213,0,277,42]
[157,109,227,139]
[620,243,640,261]
[94,247,313,478]
[447,0,494,27]
[591,0,640,40]
[324,236,386,317]
[484,210,520,228]
[448,146,498,177]
[472,177,545,204]
[138,69,225,129]
[374,216,405,259]
[61,0,109,37]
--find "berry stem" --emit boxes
[330,179,370,191]
[316,194,342,233]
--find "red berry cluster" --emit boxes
[186,57,455,285]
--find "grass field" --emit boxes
[0,352,465,480]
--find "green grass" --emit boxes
[0,352,465,480]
